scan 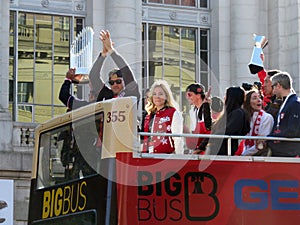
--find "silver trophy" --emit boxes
[70,27,94,83]
[248,34,268,74]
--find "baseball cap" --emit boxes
[267,69,281,77]
[186,83,205,95]
[109,68,122,79]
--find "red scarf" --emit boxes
[245,110,263,147]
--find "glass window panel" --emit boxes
[9,80,13,102]
[76,85,85,99]
[18,12,34,101]
[18,104,33,123]
[200,72,209,90]
[165,0,179,5]
[164,26,180,105]
[149,0,162,3]
[17,12,35,122]
[74,17,84,36]
[163,26,181,110]
[200,30,208,50]
[182,0,195,6]
[34,105,52,123]
[145,24,200,112]
[37,113,103,189]
[200,51,208,72]
[10,11,84,122]
[181,28,196,119]
[199,29,209,88]
[147,0,197,6]
[200,0,208,8]
[35,14,53,105]
[148,25,163,84]
[53,16,70,106]
[18,82,33,103]
[33,210,96,225]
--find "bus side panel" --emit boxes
[28,175,110,225]
[116,152,300,225]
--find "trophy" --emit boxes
[248,34,268,74]
[70,26,94,84]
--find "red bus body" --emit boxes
[116,152,300,225]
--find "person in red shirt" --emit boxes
[257,69,280,105]
[255,52,282,119]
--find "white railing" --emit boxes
[138,132,300,163]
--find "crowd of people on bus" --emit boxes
[58,29,300,174]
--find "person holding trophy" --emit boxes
[248,34,283,119]
[59,67,96,110]
[59,30,140,110]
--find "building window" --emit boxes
[142,23,210,117]
[200,0,208,7]
[145,0,209,8]
[18,82,33,103]
[9,11,85,123]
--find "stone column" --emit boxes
[0,0,10,111]
[86,0,106,58]
[105,0,142,82]
[268,0,300,93]
[230,0,267,86]
[210,1,231,96]
[0,0,13,151]
[85,0,142,108]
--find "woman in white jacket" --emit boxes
[237,89,274,156]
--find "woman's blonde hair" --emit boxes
[145,79,179,114]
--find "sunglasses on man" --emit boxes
[108,79,122,85]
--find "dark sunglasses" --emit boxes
[108,79,122,85]
[186,92,193,97]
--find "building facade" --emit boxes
[1,0,300,224]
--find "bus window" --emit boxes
[32,210,96,225]
[37,112,104,189]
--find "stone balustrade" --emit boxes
[12,122,38,149]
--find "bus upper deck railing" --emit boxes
[138,132,300,162]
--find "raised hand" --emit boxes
[99,30,107,55]
[66,68,88,83]
[100,30,114,56]
[66,68,76,80]
[203,86,212,104]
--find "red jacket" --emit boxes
[186,121,211,150]
[257,69,272,107]
[143,107,176,153]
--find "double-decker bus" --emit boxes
[28,97,300,225]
